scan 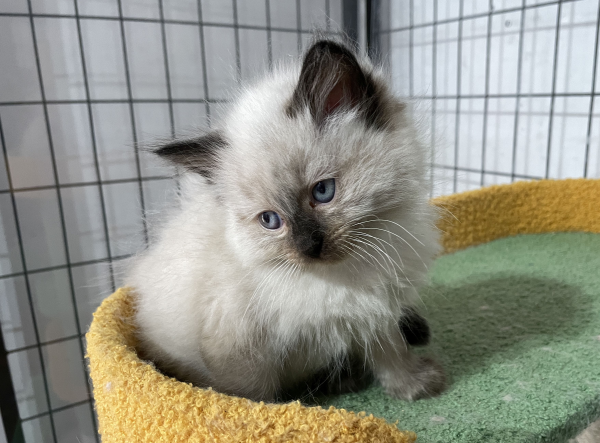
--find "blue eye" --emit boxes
[312,178,335,203]
[259,211,282,230]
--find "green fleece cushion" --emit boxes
[324,233,600,442]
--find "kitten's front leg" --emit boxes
[371,329,445,401]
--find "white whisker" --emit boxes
[359,226,428,271]
[368,217,426,247]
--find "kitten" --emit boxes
[127,39,445,402]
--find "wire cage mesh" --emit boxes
[0,0,599,442]
[0,1,345,441]
[374,0,600,196]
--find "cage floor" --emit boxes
[322,233,600,443]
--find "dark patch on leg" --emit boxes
[276,355,373,402]
[399,308,431,347]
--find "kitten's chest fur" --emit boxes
[248,269,400,346]
[243,274,400,386]
[239,282,397,398]
[133,243,400,399]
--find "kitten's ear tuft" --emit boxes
[154,131,227,180]
[288,40,381,127]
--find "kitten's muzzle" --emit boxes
[289,212,328,259]
[296,230,325,258]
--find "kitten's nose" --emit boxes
[301,231,324,258]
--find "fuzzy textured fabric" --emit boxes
[326,232,600,442]
[434,178,600,254]
[87,178,600,442]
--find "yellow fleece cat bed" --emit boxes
[86,179,600,443]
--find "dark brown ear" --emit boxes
[154,131,227,180]
[287,40,381,127]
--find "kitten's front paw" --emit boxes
[382,357,446,401]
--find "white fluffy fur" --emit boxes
[127,44,444,401]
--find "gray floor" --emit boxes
[573,418,600,443]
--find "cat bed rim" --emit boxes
[87,178,600,443]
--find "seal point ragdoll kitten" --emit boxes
[128,38,445,402]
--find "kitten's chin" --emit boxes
[294,249,350,267]
[292,254,363,281]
